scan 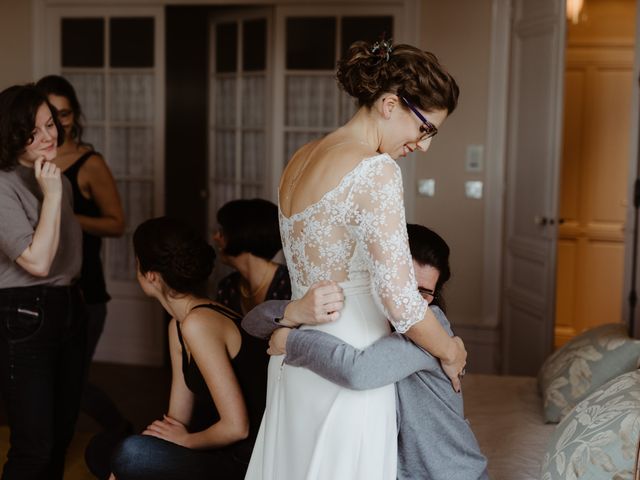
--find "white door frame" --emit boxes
[622,1,640,336]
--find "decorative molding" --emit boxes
[481,0,511,328]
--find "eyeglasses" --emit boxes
[418,287,437,301]
[56,109,73,120]
[399,95,438,140]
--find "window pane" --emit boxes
[62,18,104,67]
[339,90,358,124]
[285,76,337,127]
[110,127,154,177]
[214,131,236,180]
[242,184,263,198]
[242,75,265,128]
[83,127,105,156]
[214,77,236,127]
[242,131,265,181]
[243,19,266,71]
[110,17,154,67]
[109,74,154,122]
[341,16,393,59]
[63,73,105,121]
[286,17,336,70]
[216,23,238,73]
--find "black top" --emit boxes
[216,264,291,316]
[175,303,267,462]
[216,264,291,393]
[63,151,110,304]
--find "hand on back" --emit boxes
[268,280,344,356]
[282,280,344,327]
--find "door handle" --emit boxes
[534,215,548,226]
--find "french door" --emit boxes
[44,6,165,366]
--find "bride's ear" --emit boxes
[379,94,400,120]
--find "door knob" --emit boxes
[534,215,548,226]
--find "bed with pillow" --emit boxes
[462,323,640,480]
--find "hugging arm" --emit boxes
[286,330,437,390]
[241,300,288,340]
[242,299,453,390]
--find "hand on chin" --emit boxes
[22,148,56,166]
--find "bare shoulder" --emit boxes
[80,151,110,174]
[324,141,379,172]
[180,305,236,343]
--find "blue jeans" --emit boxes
[0,284,87,480]
[111,435,248,480]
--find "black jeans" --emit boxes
[0,284,87,480]
[110,435,248,480]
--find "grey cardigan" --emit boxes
[242,301,489,480]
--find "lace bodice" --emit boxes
[279,154,428,334]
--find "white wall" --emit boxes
[0,0,33,89]
[415,1,493,327]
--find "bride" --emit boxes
[245,40,467,480]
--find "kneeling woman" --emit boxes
[110,217,266,480]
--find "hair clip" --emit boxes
[371,39,393,62]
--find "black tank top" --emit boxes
[175,303,267,461]
[63,151,109,304]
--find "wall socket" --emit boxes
[417,178,435,197]
[466,144,484,172]
[465,181,483,199]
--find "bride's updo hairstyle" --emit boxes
[133,216,216,296]
[336,40,459,114]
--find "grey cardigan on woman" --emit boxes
[242,302,488,480]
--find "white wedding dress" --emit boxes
[245,154,429,480]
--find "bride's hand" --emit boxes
[281,280,344,327]
[441,336,467,393]
[267,328,291,356]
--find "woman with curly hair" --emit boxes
[245,40,467,480]
[0,84,85,479]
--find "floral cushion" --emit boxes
[538,323,640,423]
[540,370,640,480]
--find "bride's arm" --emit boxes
[350,156,466,389]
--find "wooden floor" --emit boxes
[0,361,171,479]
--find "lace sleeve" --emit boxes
[349,156,428,333]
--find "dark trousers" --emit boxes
[110,435,248,480]
[0,284,87,480]
[81,302,128,430]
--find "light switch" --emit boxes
[465,145,484,172]
[417,178,435,197]
[465,181,483,199]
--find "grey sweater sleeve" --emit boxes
[241,300,291,339]
[286,306,454,390]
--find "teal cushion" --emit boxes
[540,370,640,480]
[538,323,640,423]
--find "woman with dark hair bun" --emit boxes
[0,84,86,479]
[35,74,129,439]
[214,198,291,317]
[107,217,266,480]
[246,41,467,479]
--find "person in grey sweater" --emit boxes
[242,225,488,480]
